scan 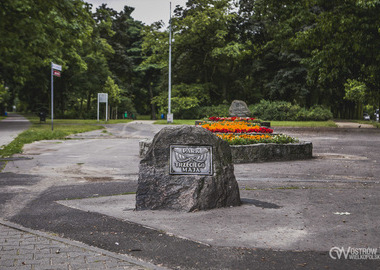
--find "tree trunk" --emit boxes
[86,92,92,114]
[79,98,84,118]
[357,103,363,120]
[149,84,156,120]
[222,83,227,102]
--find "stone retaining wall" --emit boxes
[140,139,313,163]
[230,142,313,164]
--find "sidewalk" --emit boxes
[334,121,375,128]
[0,219,161,270]
[0,114,30,148]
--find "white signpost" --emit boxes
[51,62,62,131]
[97,93,108,122]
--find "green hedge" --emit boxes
[174,104,229,119]
[249,100,333,121]
[172,100,333,121]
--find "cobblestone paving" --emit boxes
[0,222,150,270]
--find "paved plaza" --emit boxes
[1,115,379,269]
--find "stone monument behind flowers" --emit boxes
[229,100,251,117]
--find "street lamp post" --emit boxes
[167,2,173,123]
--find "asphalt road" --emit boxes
[1,121,380,269]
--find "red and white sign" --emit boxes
[53,70,61,77]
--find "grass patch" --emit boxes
[154,119,197,125]
[270,120,337,127]
[136,115,152,120]
[23,114,133,125]
[37,119,131,125]
[0,120,103,157]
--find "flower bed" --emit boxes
[201,121,273,134]
[200,116,313,162]
[216,134,298,145]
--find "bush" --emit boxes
[197,104,230,118]
[249,100,293,121]
[177,107,201,119]
[307,105,333,121]
[249,100,332,121]
[294,108,307,121]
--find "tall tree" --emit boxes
[0,0,96,113]
[94,4,143,116]
[235,0,314,105]
[292,0,380,117]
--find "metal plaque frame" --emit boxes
[169,145,213,175]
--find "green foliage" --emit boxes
[169,0,244,102]
[249,100,333,121]
[104,77,121,106]
[1,0,94,85]
[344,79,367,103]
[152,95,199,115]
[0,83,10,115]
[2,0,380,120]
[307,106,334,121]
[1,2,142,119]
[98,5,143,116]
[154,119,197,125]
[269,121,337,127]
[152,83,212,118]
[0,84,8,104]
[198,104,230,118]
[292,0,380,115]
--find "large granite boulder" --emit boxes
[229,100,251,117]
[136,125,241,212]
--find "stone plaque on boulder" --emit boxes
[136,125,241,212]
[229,100,251,117]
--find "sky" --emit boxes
[85,0,188,25]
